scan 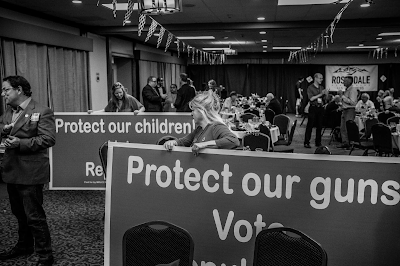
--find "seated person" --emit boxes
[356,93,375,114]
[221,91,238,113]
[163,90,240,155]
[384,95,400,113]
[265,93,282,115]
[374,90,385,112]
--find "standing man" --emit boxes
[142,76,167,112]
[295,76,304,117]
[156,77,166,94]
[174,73,196,112]
[337,76,358,149]
[304,73,328,148]
[0,76,55,266]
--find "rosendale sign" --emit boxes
[105,142,400,266]
[51,113,194,190]
[325,65,378,91]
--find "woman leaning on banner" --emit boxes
[164,90,240,155]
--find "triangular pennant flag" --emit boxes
[138,14,146,37]
[177,39,180,58]
[123,0,134,26]
[112,0,118,18]
[145,18,158,42]
[157,27,165,48]
[165,33,173,52]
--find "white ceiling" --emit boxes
[1,0,400,54]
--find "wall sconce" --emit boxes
[138,0,182,15]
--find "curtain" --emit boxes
[0,37,89,113]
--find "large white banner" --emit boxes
[325,65,378,92]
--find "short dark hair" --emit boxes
[180,73,188,82]
[345,76,353,83]
[157,77,164,82]
[230,91,237,97]
[3,75,32,97]
[147,76,156,83]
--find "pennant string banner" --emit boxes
[123,0,134,26]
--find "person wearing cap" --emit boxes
[222,91,238,112]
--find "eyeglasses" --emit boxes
[151,80,157,82]
[1,87,13,93]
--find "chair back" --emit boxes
[242,132,270,152]
[99,141,108,180]
[157,135,178,145]
[248,108,260,117]
[264,108,275,124]
[240,113,257,123]
[273,114,290,137]
[364,118,378,139]
[258,124,274,151]
[253,227,327,266]
[378,111,395,124]
[345,120,360,144]
[287,119,297,145]
[123,221,194,266]
[371,123,393,155]
[387,116,400,127]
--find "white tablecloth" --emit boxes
[231,126,280,143]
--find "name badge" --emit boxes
[31,113,40,122]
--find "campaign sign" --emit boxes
[325,65,378,91]
[51,112,194,190]
[105,142,400,266]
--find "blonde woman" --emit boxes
[164,90,239,155]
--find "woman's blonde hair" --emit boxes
[189,90,223,124]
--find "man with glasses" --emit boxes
[142,76,167,112]
[0,76,55,266]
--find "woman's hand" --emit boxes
[192,142,206,156]
[133,110,140,115]
[164,140,178,151]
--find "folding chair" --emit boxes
[346,120,374,156]
[253,227,328,266]
[273,114,290,140]
[123,221,194,266]
[240,113,257,123]
[242,132,270,152]
[377,111,395,125]
[371,123,398,156]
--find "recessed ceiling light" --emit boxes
[263,50,267,52]
[125,20,131,24]
[272,47,301,50]
[223,37,229,39]
[259,31,267,34]
[257,17,265,21]
[376,37,382,40]
[261,40,268,43]
[347,45,379,49]
[72,0,82,3]
[378,32,400,36]
[263,45,268,48]
[359,44,364,46]
[360,3,370,7]
[177,36,215,40]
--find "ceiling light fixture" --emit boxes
[346,45,379,49]
[257,17,265,21]
[138,0,182,15]
[263,45,268,48]
[378,32,400,36]
[212,41,247,45]
[376,37,382,40]
[261,40,268,42]
[102,3,132,10]
[263,50,267,52]
[72,0,82,3]
[272,47,301,50]
[360,0,374,7]
[259,31,267,34]
[176,36,215,40]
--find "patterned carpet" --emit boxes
[0,190,105,266]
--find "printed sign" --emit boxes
[105,142,400,266]
[51,113,194,190]
[325,65,378,91]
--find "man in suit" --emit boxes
[142,76,167,112]
[174,73,196,112]
[0,76,56,266]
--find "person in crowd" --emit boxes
[207,79,217,92]
[383,95,400,113]
[374,89,385,112]
[142,76,167,112]
[221,91,238,112]
[174,73,196,112]
[337,76,358,149]
[355,93,375,113]
[163,84,178,112]
[266,93,282,115]
[163,90,240,155]
[295,76,304,118]
[0,76,56,266]
[304,73,329,149]
[187,78,196,92]
[325,95,341,114]
[389,87,395,98]
[156,77,166,94]
[103,82,144,114]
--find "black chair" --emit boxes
[99,141,108,180]
[156,135,178,145]
[123,221,194,266]
[371,123,398,156]
[240,113,257,123]
[264,108,275,124]
[242,132,270,152]
[387,116,400,130]
[275,120,297,146]
[362,118,378,140]
[248,108,260,117]
[325,110,342,144]
[273,114,291,140]
[253,227,328,266]
[346,120,374,156]
[259,124,295,153]
[377,111,395,124]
